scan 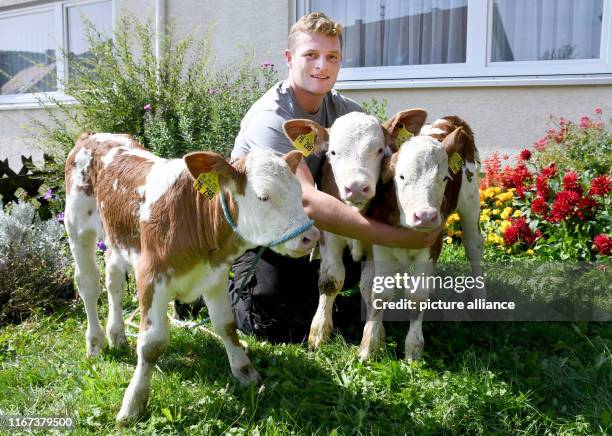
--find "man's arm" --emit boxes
[296,163,441,249]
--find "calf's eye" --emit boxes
[377,148,383,154]
[330,150,336,156]
[399,175,405,180]
[258,195,269,202]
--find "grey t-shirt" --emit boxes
[232,80,363,178]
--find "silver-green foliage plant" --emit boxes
[30,15,278,169]
[0,201,73,325]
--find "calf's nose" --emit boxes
[300,227,320,249]
[413,208,440,227]
[344,181,372,201]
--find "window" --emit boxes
[300,0,612,86]
[0,0,112,104]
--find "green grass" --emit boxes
[1,246,611,434]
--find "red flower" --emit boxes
[575,196,598,220]
[536,174,550,199]
[549,190,581,222]
[579,116,591,129]
[501,163,532,198]
[593,234,611,256]
[503,217,541,246]
[562,171,582,194]
[595,107,602,114]
[540,163,557,179]
[534,137,547,151]
[589,175,611,197]
[531,197,548,216]
[519,149,532,161]
[482,152,502,189]
[503,223,520,245]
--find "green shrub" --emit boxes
[532,110,612,175]
[0,201,74,325]
[29,15,278,196]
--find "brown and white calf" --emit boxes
[359,116,484,361]
[64,133,319,423]
[283,109,428,349]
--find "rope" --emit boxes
[218,192,316,305]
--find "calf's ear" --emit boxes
[283,119,329,155]
[282,150,303,174]
[184,151,238,182]
[380,152,398,184]
[382,108,428,151]
[442,126,466,156]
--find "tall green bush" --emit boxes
[30,15,278,183]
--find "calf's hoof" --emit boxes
[404,338,424,362]
[232,364,263,386]
[107,330,128,348]
[86,334,105,357]
[116,402,145,426]
[308,320,333,350]
[358,321,385,362]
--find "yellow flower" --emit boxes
[492,209,500,215]
[482,208,492,215]
[500,207,513,219]
[507,248,512,253]
[526,249,534,255]
[487,233,497,243]
[444,236,453,244]
[447,229,454,237]
[494,187,502,194]
[480,214,490,222]
[513,210,522,218]
[495,200,503,207]
[454,231,463,237]
[500,220,512,232]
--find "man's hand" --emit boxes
[393,226,443,249]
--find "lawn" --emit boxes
[1,246,610,434]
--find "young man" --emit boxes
[228,13,441,342]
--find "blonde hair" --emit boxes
[288,12,343,52]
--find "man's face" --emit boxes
[285,31,342,96]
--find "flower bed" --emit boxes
[445,109,611,261]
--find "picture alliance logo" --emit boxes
[372,273,486,294]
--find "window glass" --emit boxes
[67,1,112,77]
[67,1,112,57]
[492,0,603,62]
[0,10,57,95]
[310,0,468,67]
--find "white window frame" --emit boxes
[296,0,612,89]
[0,0,114,107]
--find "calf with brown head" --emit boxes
[64,134,319,423]
[360,116,485,361]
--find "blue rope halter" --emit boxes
[219,193,316,298]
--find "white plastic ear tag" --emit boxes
[194,172,219,200]
[448,153,464,174]
[292,129,316,156]
[396,124,413,147]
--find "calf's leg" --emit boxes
[204,265,262,385]
[105,249,128,348]
[117,278,170,424]
[309,233,346,349]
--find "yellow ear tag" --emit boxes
[396,125,413,148]
[194,172,220,200]
[292,129,316,156]
[448,153,464,174]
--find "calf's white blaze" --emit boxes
[394,136,449,228]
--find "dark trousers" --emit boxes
[228,248,363,344]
